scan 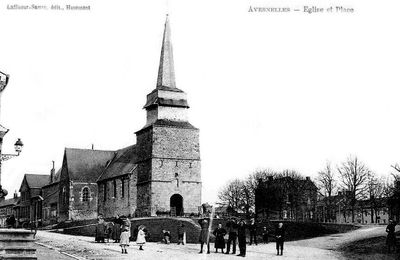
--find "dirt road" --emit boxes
[34,225,398,260]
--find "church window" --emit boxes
[62,187,67,204]
[189,162,192,168]
[103,183,107,201]
[121,179,125,198]
[82,187,90,202]
[113,180,117,198]
[175,161,178,167]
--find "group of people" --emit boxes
[162,223,186,245]
[5,215,16,228]
[198,217,286,257]
[94,215,146,254]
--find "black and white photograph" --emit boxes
[0,0,399,259]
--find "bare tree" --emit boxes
[367,173,386,223]
[317,162,337,222]
[390,164,400,182]
[218,179,246,213]
[337,156,370,222]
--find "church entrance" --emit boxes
[170,194,183,216]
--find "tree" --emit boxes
[317,162,337,222]
[366,173,386,223]
[217,179,246,213]
[390,164,400,182]
[337,156,370,222]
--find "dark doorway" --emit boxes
[170,194,184,216]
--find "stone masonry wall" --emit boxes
[69,182,98,221]
[98,174,137,218]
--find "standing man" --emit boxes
[237,219,247,257]
[198,218,210,254]
[275,222,285,256]
[386,219,397,253]
[225,218,238,254]
[249,218,257,245]
[177,223,185,245]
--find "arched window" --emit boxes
[82,187,90,202]
[113,180,117,198]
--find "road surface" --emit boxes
[34,225,398,260]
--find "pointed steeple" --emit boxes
[157,15,176,89]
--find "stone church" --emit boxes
[96,16,202,218]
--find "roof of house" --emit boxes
[97,145,137,182]
[42,168,62,188]
[24,174,50,189]
[0,197,19,208]
[64,148,115,182]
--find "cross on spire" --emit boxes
[156,15,176,89]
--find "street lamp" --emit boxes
[0,71,24,200]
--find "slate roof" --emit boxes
[24,174,50,189]
[42,168,62,188]
[144,96,189,109]
[97,145,137,182]
[64,148,115,182]
[0,197,19,208]
[136,119,197,134]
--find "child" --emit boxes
[136,225,146,250]
[119,216,130,254]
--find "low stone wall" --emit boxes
[50,218,360,244]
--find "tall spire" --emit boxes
[157,15,176,89]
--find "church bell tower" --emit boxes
[135,15,202,217]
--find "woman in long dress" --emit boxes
[136,225,146,250]
[213,223,227,253]
[112,216,122,243]
[95,218,107,243]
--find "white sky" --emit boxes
[0,0,399,204]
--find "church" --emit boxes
[12,16,201,225]
[96,16,201,218]
[46,16,199,220]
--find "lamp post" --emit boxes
[0,71,24,200]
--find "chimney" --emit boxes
[92,144,94,150]
[13,190,18,199]
[306,176,311,181]
[50,160,55,183]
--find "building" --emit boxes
[316,191,390,224]
[255,176,318,221]
[58,148,115,221]
[0,193,19,227]
[97,16,202,218]
[41,162,61,226]
[15,174,48,227]
[97,145,137,218]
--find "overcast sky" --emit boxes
[0,0,399,203]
